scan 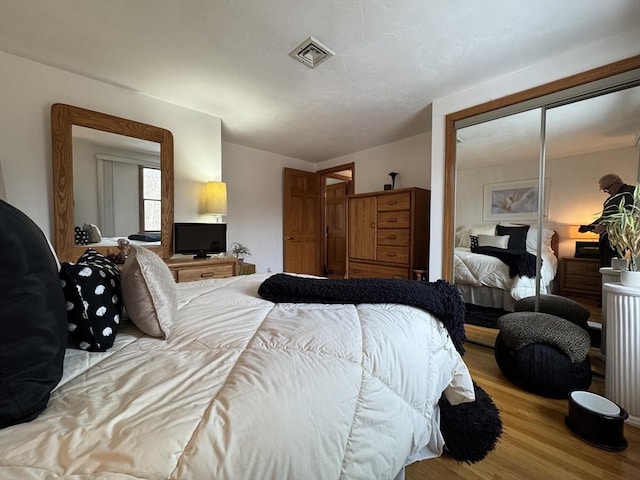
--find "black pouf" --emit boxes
[514,294,590,330]
[495,332,592,399]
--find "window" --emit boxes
[140,166,161,232]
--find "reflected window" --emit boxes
[141,167,161,232]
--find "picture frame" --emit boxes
[483,178,550,221]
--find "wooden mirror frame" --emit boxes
[52,103,174,263]
[442,55,640,281]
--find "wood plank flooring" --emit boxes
[405,342,640,479]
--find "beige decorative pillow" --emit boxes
[120,245,177,338]
[477,234,510,249]
[83,223,102,243]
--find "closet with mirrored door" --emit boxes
[443,56,640,345]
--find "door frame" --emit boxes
[318,163,355,276]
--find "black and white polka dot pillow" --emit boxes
[59,249,122,351]
[74,226,90,246]
[470,235,479,250]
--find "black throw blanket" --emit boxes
[258,274,466,355]
[471,245,538,278]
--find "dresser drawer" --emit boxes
[377,228,410,246]
[348,261,409,279]
[376,246,409,264]
[377,192,411,211]
[565,260,600,277]
[175,263,235,282]
[377,210,410,228]
[565,274,601,290]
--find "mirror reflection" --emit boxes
[454,108,555,312]
[72,126,161,240]
[453,81,640,350]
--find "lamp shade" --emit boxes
[203,181,227,215]
[570,225,599,239]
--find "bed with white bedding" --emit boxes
[0,270,476,480]
[454,223,559,311]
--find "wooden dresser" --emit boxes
[558,257,601,297]
[346,187,430,279]
[165,256,238,283]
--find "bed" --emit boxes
[454,223,559,311]
[1,201,482,480]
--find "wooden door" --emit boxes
[325,182,347,276]
[348,195,377,260]
[283,168,321,275]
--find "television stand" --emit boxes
[165,256,238,283]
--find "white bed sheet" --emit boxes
[0,274,473,480]
[454,247,558,309]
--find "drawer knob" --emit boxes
[388,218,398,223]
[387,252,397,257]
[370,222,375,228]
[386,235,397,239]
[387,200,398,205]
[201,272,215,278]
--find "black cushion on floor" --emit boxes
[0,200,67,428]
[514,294,590,330]
[494,332,592,399]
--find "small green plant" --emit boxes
[231,242,251,262]
[601,184,640,271]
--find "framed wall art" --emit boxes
[483,179,550,221]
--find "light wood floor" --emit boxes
[405,342,640,480]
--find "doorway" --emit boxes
[319,164,354,277]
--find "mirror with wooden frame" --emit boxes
[52,104,174,263]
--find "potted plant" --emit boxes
[231,242,251,263]
[601,184,640,286]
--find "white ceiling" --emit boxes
[1,0,639,163]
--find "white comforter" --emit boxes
[454,247,558,302]
[0,274,473,480]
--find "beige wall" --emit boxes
[0,52,223,243]
[457,146,637,259]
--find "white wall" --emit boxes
[0,52,223,243]
[222,142,312,273]
[430,30,640,280]
[457,146,637,259]
[317,132,431,193]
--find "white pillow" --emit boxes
[455,223,497,248]
[526,227,555,253]
[477,234,510,249]
[120,245,177,338]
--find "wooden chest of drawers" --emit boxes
[558,257,601,297]
[346,187,430,280]
[165,256,238,283]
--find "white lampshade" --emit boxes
[203,181,227,215]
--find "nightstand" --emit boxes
[238,262,256,275]
[164,256,238,283]
[559,257,601,297]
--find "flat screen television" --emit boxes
[174,222,227,259]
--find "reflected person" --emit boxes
[579,173,635,267]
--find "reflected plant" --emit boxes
[601,184,640,272]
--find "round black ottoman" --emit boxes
[514,294,590,330]
[494,312,592,399]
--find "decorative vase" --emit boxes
[620,270,640,288]
[611,258,628,271]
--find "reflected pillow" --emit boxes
[60,249,122,351]
[83,223,102,243]
[121,245,177,338]
[477,234,510,249]
[456,224,497,248]
[496,225,530,251]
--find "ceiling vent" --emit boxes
[289,37,335,69]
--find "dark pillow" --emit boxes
[470,235,479,249]
[60,249,122,351]
[496,225,530,251]
[0,200,67,429]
